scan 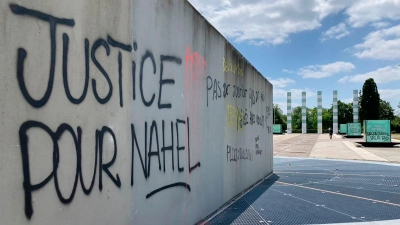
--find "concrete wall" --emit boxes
[0,0,273,224]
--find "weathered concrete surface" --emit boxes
[273,134,318,158]
[273,133,301,142]
[0,1,273,224]
[363,147,400,163]
[274,134,400,163]
[342,141,388,162]
[310,141,366,161]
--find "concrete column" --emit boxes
[302,92,306,134]
[318,91,322,134]
[287,92,292,134]
[333,90,338,134]
[353,90,358,123]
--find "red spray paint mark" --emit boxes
[184,47,207,223]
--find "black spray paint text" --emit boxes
[10,4,201,220]
[226,145,253,162]
[19,118,199,219]
[10,4,180,109]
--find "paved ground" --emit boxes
[274,134,400,163]
[205,157,400,225]
[203,134,400,225]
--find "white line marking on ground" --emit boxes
[276,181,400,207]
[271,188,366,222]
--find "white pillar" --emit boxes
[353,90,358,123]
[333,90,338,134]
[302,92,306,134]
[318,91,322,134]
[287,92,292,134]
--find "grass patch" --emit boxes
[392,134,400,140]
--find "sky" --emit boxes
[188,0,400,114]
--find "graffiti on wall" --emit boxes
[7,3,272,222]
[223,57,244,76]
[9,4,203,219]
[226,145,252,162]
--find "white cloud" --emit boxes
[346,0,400,28]
[273,101,289,114]
[274,88,316,99]
[272,101,301,114]
[353,24,400,60]
[340,97,354,104]
[338,66,400,84]
[274,101,288,108]
[371,21,391,29]
[298,61,355,79]
[290,89,317,99]
[282,69,296,74]
[379,89,400,100]
[268,78,295,88]
[273,88,288,98]
[188,0,353,45]
[321,23,349,41]
[187,0,400,46]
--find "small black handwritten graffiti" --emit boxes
[206,76,230,106]
[255,136,262,155]
[248,88,259,107]
[232,84,247,98]
[260,92,265,102]
[266,126,272,133]
[265,106,272,119]
[206,75,269,108]
[226,145,252,162]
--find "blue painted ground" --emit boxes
[205,157,400,225]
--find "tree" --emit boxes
[307,107,318,133]
[289,105,337,133]
[291,106,302,132]
[379,100,395,120]
[273,104,287,131]
[392,100,400,133]
[397,101,400,116]
[322,107,333,132]
[282,114,287,130]
[359,78,380,122]
[337,100,353,125]
[392,116,400,133]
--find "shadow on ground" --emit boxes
[206,157,400,225]
[205,174,280,225]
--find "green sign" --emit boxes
[273,124,282,134]
[339,124,347,134]
[364,120,391,143]
[347,123,361,136]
